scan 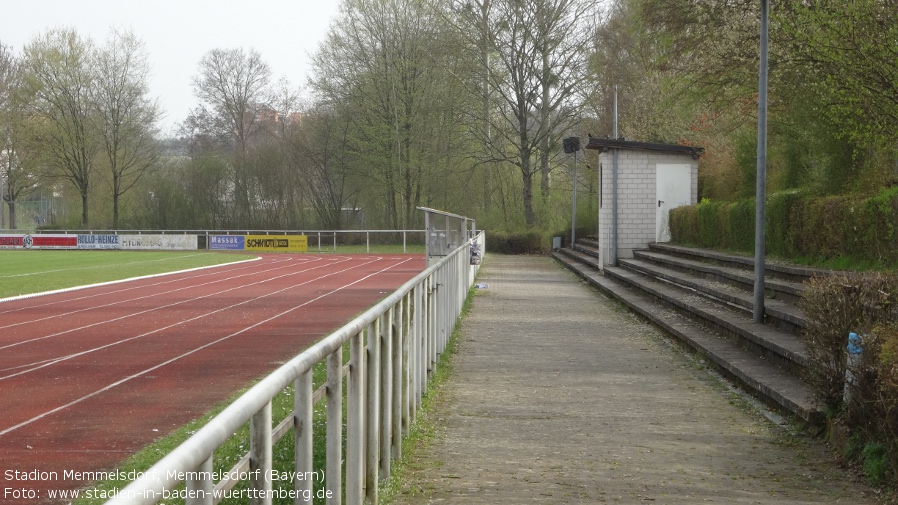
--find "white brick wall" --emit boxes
[597,149,698,267]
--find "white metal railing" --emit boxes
[104,231,485,505]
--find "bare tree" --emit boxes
[311,0,475,229]
[92,29,162,229]
[290,104,360,229]
[189,48,272,226]
[446,0,596,227]
[0,42,17,228]
[21,29,98,227]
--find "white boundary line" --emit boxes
[0,256,262,305]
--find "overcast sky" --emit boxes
[1,0,342,135]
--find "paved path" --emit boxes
[392,255,872,504]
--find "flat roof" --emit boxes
[586,138,703,158]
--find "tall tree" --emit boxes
[445,0,597,227]
[21,29,98,227]
[92,29,162,229]
[189,47,272,226]
[291,105,361,229]
[780,0,898,153]
[0,42,18,228]
[311,0,471,229]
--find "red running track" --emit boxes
[0,253,424,504]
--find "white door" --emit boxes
[656,164,692,242]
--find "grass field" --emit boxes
[0,246,426,299]
[0,250,253,299]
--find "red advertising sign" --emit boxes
[0,235,24,248]
[22,235,78,249]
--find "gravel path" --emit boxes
[391,255,873,504]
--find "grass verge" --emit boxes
[377,286,477,504]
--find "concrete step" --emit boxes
[619,257,806,335]
[553,251,823,426]
[556,245,600,269]
[648,243,836,284]
[576,237,599,249]
[604,265,811,377]
[632,249,805,305]
[573,241,599,259]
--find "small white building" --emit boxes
[586,138,702,268]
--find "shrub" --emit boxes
[726,199,755,253]
[668,188,898,267]
[670,205,699,245]
[767,190,805,257]
[801,273,898,409]
[866,322,898,484]
[486,230,550,255]
[803,274,898,487]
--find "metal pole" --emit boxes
[753,0,769,323]
[570,150,578,250]
[611,86,619,266]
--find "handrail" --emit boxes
[105,231,485,505]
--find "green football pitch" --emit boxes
[0,250,251,299]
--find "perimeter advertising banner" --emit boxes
[244,234,308,252]
[0,234,198,251]
[208,235,244,251]
[26,234,78,249]
[77,234,120,250]
[209,234,307,252]
[118,234,198,250]
[0,235,24,249]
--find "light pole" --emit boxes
[753,0,770,323]
[563,136,581,249]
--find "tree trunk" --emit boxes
[7,201,16,230]
[521,164,535,228]
[540,137,551,199]
[81,192,89,228]
[113,191,120,230]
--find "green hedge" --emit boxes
[670,188,898,266]
[486,230,552,255]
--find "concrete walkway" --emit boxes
[391,255,873,504]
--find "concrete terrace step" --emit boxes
[572,239,600,258]
[632,249,805,304]
[649,243,835,283]
[604,265,811,377]
[619,257,806,334]
[553,252,822,425]
[556,245,600,269]
[576,237,600,249]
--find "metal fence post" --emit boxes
[365,321,381,502]
[185,456,213,505]
[392,302,404,458]
[326,349,342,505]
[294,371,313,504]
[346,332,365,504]
[400,293,410,436]
[250,401,272,505]
[380,311,393,479]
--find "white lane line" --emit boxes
[0,256,413,436]
[0,256,360,372]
